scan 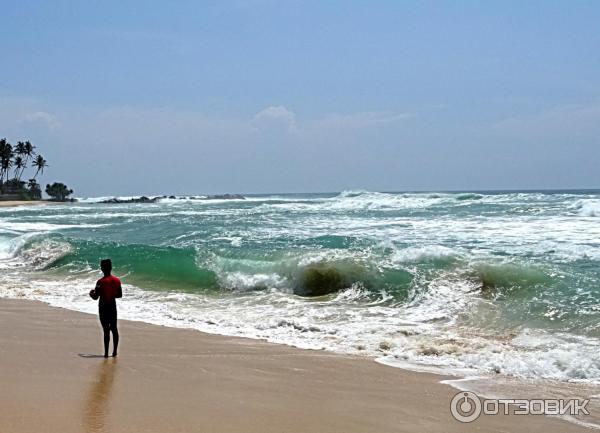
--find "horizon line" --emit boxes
[74,187,600,198]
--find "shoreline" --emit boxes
[0,200,63,207]
[0,297,589,433]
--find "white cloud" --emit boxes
[252,105,296,131]
[23,111,61,131]
[492,104,600,140]
[318,111,414,129]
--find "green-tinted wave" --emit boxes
[49,239,219,292]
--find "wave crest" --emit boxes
[573,199,600,217]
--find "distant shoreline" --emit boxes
[0,200,63,207]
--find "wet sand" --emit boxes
[0,298,590,433]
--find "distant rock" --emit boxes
[99,194,245,204]
[203,194,245,200]
[100,196,161,204]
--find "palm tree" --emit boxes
[1,157,12,184]
[32,154,48,179]
[15,141,26,156]
[13,156,26,181]
[23,141,36,164]
[14,141,29,179]
[0,138,6,183]
[0,139,14,184]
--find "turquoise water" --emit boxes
[1,190,600,381]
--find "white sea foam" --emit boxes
[0,233,37,260]
[0,236,16,260]
[3,272,600,387]
[390,245,460,263]
[0,221,106,232]
[219,272,288,291]
[75,196,147,203]
[573,199,600,217]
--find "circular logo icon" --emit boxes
[450,391,482,423]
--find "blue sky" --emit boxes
[1,1,599,195]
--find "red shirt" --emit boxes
[95,275,122,306]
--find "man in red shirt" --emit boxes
[89,259,122,358]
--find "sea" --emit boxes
[1,190,600,424]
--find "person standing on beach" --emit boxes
[89,259,122,358]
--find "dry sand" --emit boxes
[0,299,590,433]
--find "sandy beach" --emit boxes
[0,200,61,207]
[0,298,588,433]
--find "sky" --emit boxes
[0,0,599,196]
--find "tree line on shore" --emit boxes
[0,138,73,201]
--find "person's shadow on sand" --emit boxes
[78,354,108,359]
[82,358,118,433]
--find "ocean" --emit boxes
[1,190,600,387]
